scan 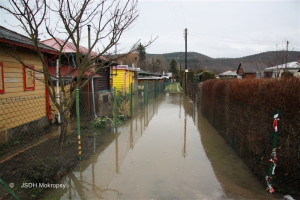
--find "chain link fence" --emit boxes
[0,80,168,199]
[186,81,198,103]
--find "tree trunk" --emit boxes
[58,113,69,152]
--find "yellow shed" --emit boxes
[112,65,139,93]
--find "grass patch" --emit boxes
[164,83,183,93]
[91,115,127,129]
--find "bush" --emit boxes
[281,71,294,78]
[91,117,113,128]
[201,78,300,194]
[201,71,215,82]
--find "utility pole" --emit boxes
[184,28,187,94]
[285,40,289,69]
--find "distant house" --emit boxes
[138,70,162,80]
[138,71,163,83]
[117,52,139,68]
[218,70,237,79]
[137,70,168,92]
[0,26,57,142]
[264,59,300,78]
[236,62,268,79]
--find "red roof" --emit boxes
[41,38,106,60]
[48,66,100,78]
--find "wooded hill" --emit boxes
[147,51,300,73]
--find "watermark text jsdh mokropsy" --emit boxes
[21,182,66,189]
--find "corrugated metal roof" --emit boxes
[0,26,57,53]
[138,70,161,76]
[41,38,106,60]
[138,76,163,80]
[219,70,237,76]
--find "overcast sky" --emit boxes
[119,0,300,58]
[1,0,299,58]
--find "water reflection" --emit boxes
[183,110,187,158]
[44,94,277,200]
[44,95,164,199]
[197,107,281,200]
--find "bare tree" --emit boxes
[265,42,295,78]
[0,0,147,150]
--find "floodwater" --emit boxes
[44,93,281,200]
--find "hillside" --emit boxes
[147,51,300,73]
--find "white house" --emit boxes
[264,59,300,78]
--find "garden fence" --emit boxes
[0,80,168,199]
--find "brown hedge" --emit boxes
[201,78,300,194]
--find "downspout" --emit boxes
[72,54,77,69]
[56,59,61,123]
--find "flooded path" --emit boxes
[44,94,279,200]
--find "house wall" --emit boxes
[237,67,244,76]
[112,68,125,91]
[244,73,256,79]
[0,47,48,142]
[126,70,135,93]
[96,67,110,91]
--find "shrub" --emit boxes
[201,71,215,82]
[201,78,300,194]
[281,71,294,78]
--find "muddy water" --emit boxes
[44,94,280,200]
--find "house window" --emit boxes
[0,62,4,94]
[23,65,35,91]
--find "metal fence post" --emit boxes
[114,87,117,131]
[0,178,19,200]
[130,82,133,117]
[76,89,81,160]
[146,81,148,104]
[144,81,146,104]
[155,80,157,97]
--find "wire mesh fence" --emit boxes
[186,81,198,103]
[0,95,51,143]
[0,80,169,199]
